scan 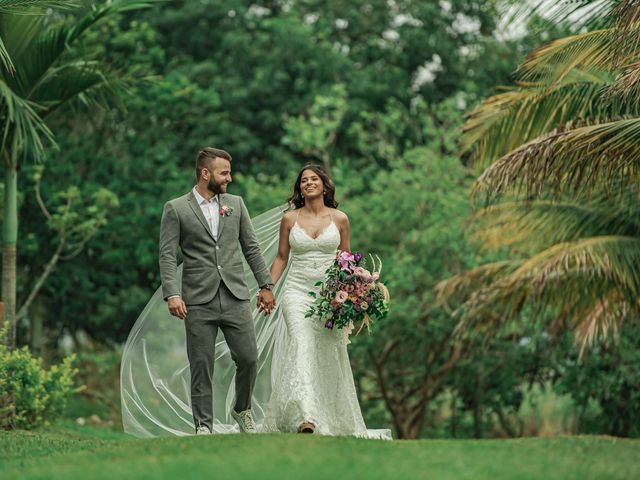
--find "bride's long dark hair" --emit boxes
[287,164,339,209]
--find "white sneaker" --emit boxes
[231,409,257,433]
[196,425,211,435]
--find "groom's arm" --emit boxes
[238,197,273,288]
[159,201,181,301]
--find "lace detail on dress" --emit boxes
[262,215,391,439]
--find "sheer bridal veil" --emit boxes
[120,204,290,437]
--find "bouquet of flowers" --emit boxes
[305,250,390,336]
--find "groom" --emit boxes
[159,147,275,435]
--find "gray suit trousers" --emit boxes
[184,281,257,431]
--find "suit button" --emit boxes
[217,265,222,269]
[216,246,220,250]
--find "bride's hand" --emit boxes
[257,289,276,315]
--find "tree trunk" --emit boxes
[30,314,44,356]
[450,393,457,438]
[391,402,428,439]
[473,399,483,438]
[494,406,522,438]
[2,160,18,349]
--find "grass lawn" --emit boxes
[1,423,638,480]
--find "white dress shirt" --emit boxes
[192,187,220,240]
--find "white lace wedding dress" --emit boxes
[262,216,392,440]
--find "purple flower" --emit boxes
[325,320,334,330]
[354,252,364,263]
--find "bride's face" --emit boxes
[300,169,324,199]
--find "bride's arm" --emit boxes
[270,213,293,285]
[337,211,350,251]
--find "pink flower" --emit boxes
[219,205,233,216]
[338,251,355,262]
[354,267,370,278]
[360,301,369,311]
[334,291,348,304]
[371,272,380,281]
[337,251,356,272]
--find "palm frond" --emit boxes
[434,261,518,308]
[0,0,77,13]
[37,62,128,116]
[0,1,78,71]
[65,0,161,45]
[573,290,628,356]
[516,26,640,84]
[514,236,640,296]
[512,0,618,32]
[0,12,46,67]
[473,118,640,200]
[608,61,640,105]
[463,71,626,167]
[471,197,640,252]
[0,78,53,161]
[611,0,640,34]
[449,236,640,348]
[0,37,11,73]
[4,1,160,97]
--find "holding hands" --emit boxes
[257,287,276,315]
[167,288,275,318]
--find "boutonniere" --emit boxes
[219,205,233,216]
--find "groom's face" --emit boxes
[205,158,232,194]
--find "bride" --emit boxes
[120,165,390,440]
[261,165,387,438]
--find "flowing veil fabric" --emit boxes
[120,204,291,437]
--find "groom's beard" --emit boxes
[207,177,227,195]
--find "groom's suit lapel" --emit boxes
[187,191,217,242]
[217,193,227,239]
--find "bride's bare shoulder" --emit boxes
[281,209,298,227]
[332,209,349,225]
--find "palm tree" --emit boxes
[1,0,156,348]
[436,0,640,353]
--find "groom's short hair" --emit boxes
[196,147,232,180]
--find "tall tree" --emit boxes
[0,0,156,348]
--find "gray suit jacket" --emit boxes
[159,191,273,304]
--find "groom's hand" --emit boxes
[168,297,188,320]
[257,289,276,315]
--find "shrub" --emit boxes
[0,334,82,429]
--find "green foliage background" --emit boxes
[4,0,638,438]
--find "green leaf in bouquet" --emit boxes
[314,281,323,287]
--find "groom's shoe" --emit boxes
[196,425,211,435]
[231,409,257,433]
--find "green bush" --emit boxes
[0,338,82,430]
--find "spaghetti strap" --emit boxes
[295,209,301,222]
